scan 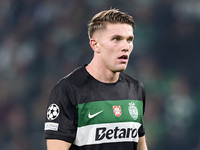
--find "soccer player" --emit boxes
[44,9,148,150]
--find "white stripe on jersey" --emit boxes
[74,122,141,146]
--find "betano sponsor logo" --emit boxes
[74,122,141,146]
[95,126,137,141]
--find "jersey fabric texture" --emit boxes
[44,65,146,150]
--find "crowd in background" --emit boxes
[0,0,200,150]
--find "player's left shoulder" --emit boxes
[120,72,144,88]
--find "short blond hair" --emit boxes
[88,9,135,39]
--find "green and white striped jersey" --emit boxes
[45,65,146,150]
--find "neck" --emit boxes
[86,60,120,83]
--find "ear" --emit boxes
[89,38,100,53]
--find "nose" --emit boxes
[122,40,130,52]
[122,48,128,52]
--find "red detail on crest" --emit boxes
[113,106,122,117]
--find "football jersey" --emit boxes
[44,65,146,150]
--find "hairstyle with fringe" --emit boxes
[88,8,135,39]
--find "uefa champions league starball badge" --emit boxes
[128,102,138,120]
[47,103,60,121]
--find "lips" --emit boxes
[118,55,128,60]
[118,54,129,63]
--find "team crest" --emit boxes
[128,102,138,120]
[113,106,122,117]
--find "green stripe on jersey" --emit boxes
[76,100,143,127]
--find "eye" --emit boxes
[113,37,120,42]
[127,37,134,43]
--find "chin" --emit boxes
[111,63,128,72]
[115,66,127,72]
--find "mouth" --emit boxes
[118,55,129,63]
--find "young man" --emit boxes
[44,9,148,150]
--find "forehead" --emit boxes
[104,23,133,36]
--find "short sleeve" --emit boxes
[138,123,145,137]
[138,82,146,137]
[44,85,77,143]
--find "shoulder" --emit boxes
[55,65,93,90]
[120,72,144,88]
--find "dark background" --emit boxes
[0,0,200,149]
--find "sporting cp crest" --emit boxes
[128,102,138,120]
[113,106,122,117]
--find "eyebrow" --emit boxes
[111,34,134,39]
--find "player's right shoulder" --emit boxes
[59,66,82,82]
[56,65,92,90]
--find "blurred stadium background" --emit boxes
[0,0,200,150]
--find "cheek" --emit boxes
[101,49,116,63]
[129,44,134,53]
[102,44,115,55]
[129,43,134,49]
